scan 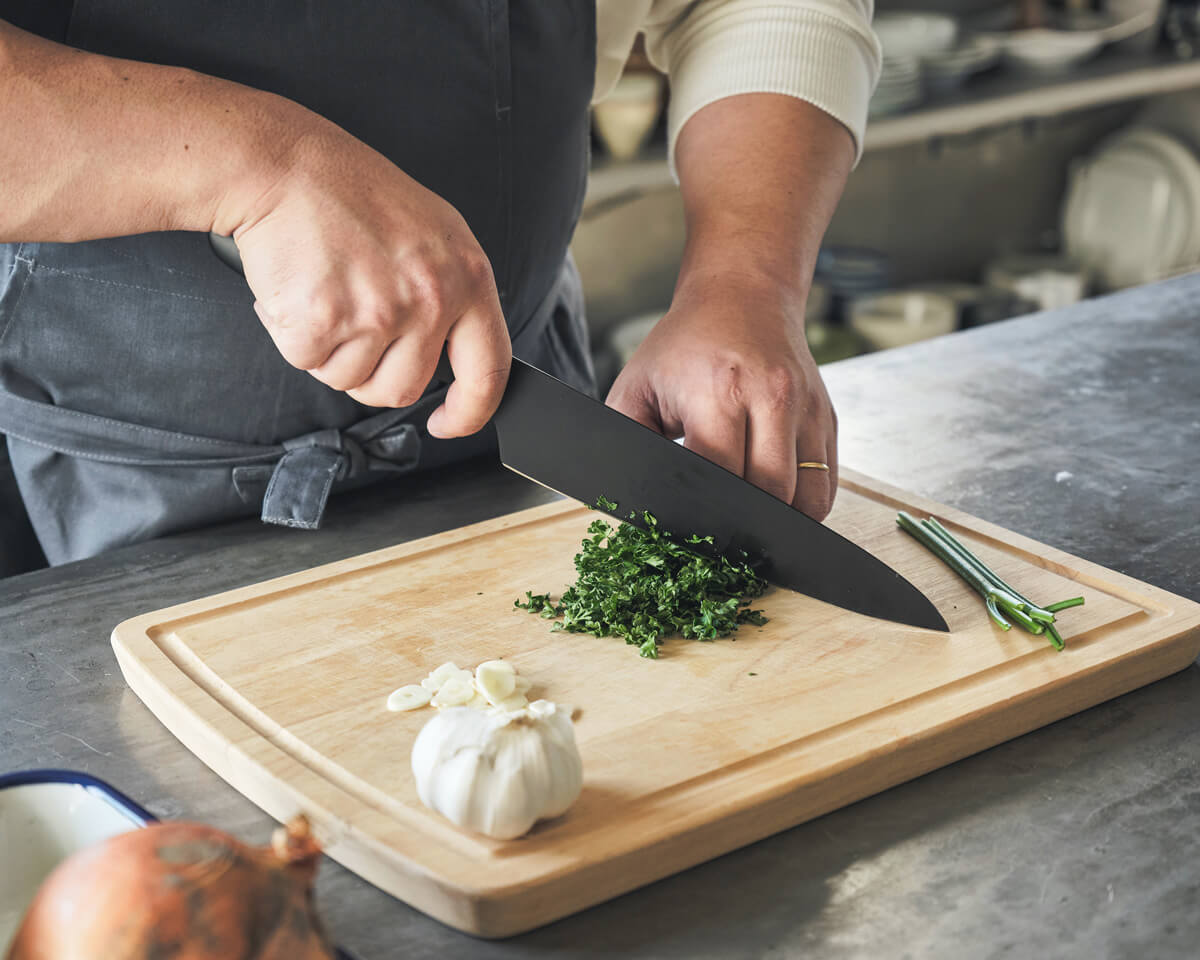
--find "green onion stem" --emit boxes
[897,513,998,602]
[922,517,1062,627]
[919,521,1027,611]
[1044,597,1085,613]
[898,512,1083,651]
[925,517,1038,610]
[1025,607,1057,624]
[1002,604,1045,634]
[986,596,1012,631]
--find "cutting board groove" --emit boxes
[112,470,1200,937]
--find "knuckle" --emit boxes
[274,333,328,372]
[461,248,496,293]
[763,366,800,408]
[303,293,343,335]
[317,368,364,393]
[358,305,399,339]
[402,260,446,318]
[352,385,423,409]
[383,387,424,409]
[714,364,746,406]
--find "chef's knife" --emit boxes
[210,233,948,631]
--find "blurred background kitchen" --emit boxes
[578,0,1200,391]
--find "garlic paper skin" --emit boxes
[411,701,583,839]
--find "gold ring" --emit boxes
[797,461,830,471]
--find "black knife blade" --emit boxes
[483,358,948,632]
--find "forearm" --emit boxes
[673,93,856,315]
[0,18,301,243]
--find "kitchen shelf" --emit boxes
[866,52,1200,150]
[585,52,1200,212]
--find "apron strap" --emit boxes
[258,418,422,529]
[0,388,279,466]
[0,388,426,529]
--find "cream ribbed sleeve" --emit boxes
[594,0,882,172]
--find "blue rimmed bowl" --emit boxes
[0,769,356,959]
[0,769,153,951]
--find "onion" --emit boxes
[6,815,336,960]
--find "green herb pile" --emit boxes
[515,499,769,658]
[897,511,1084,650]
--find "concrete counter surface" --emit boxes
[3,275,1199,959]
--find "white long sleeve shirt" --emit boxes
[595,0,881,168]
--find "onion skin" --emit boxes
[6,815,335,960]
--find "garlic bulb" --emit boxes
[410,700,583,839]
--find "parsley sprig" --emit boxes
[516,504,768,658]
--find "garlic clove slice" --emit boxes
[386,685,432,712]
[432,675,474,708]
[494,692,529,713]
[475,660,517,704]
[424,662,462,690]
[513,675,533,695]
[466,692,490,710]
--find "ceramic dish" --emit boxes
[847,291,958,350]
[592,71,664,161]
[871,55,925,116]
[983,255,1088,311]
[874,12,959,58]
[921,34,1003,92]
[0,769,356,959]
[1000,28,1105,72]
[0,770,153,953]
[920,283,1037,327]
[1063,128,1200,288]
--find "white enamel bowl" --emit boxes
[0,771,152,953]
[848,291,958,350]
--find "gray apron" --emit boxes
[0,0,596,566]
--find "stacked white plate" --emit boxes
[870,56,924,117]
[922,34,1003,93]
[1062,128,1200,290]
[870,13,959,117]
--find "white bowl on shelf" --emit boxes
[847,291,958,350]
[1001,28,1105,73]
[875,12,960,59]
[592,71,664,161]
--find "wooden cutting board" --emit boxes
[111,470,1200,937]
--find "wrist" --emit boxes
[204,82,316,237]
[675,232,813,313]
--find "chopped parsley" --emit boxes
[515,502,768,658]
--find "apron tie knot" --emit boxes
[255,418,423,530]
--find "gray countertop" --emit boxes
[3,275,1199,959]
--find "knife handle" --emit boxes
[210,232,457,390]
